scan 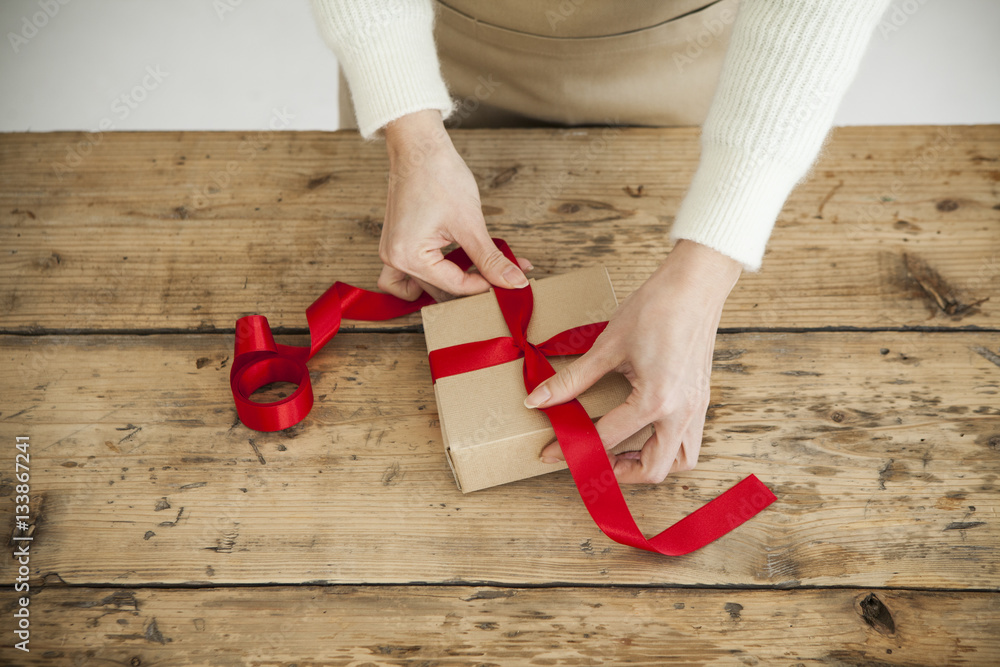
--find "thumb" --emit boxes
[524,349,611,410]
[456,227,529,290]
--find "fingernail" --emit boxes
[502,265,529,289]
[524,261,534,271]
[524,384,551,409]
[540,455,561,464]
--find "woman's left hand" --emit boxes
[526,240,742,483]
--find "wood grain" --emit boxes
[5,586,997,666]
[1,331,996,588]
[1,126,997,333]
[2,126,997,664]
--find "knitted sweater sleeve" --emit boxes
[669,0,891,270]
[310,0,453,138]
[312,0,889,269]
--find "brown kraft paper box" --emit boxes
[421,265,652,493]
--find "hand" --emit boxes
[377,109,530,302]
[526,240,742,483]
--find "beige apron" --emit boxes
[339,0,736,130]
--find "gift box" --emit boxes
[233,240,775,553]
[421,265,652,493]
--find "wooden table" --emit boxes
[1,126,998,665]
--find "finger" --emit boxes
[615,442,691,475]
[539,429,619,465]
[416,252,495,296]
[454,227,528,290]
[524,348,613,410]
[460,256,533,276]
[539,397,645,463]
[407,252,534,298]
[592,397,650,452]
[422,252,536,298]
[539,437,560,463]
[612,418,686,484]
[376,265,423,301]
[672,417,705,473]
[413,276,453,304]
[541,413,690,473]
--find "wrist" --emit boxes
[658,240,742,304]
[385,109,451,169]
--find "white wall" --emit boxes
[1,0,998,132]
[835,0,1000,125]
[0,0,339,132]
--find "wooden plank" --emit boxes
[5,586,998,666]
[1,126,997,332]
[1,331,997,587]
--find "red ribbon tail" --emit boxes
[231,238,776,555]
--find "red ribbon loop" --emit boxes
[231,280,437,432]
[231,314,313,432]
[230,239,775,555]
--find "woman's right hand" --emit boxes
[377,109,530,302]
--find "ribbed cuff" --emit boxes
[312,2,454,139]
[669,143,804,272]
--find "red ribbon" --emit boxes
[231,239,775,555]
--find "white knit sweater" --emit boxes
[311,0,890,271]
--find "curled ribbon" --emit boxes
[231,239,775,555]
